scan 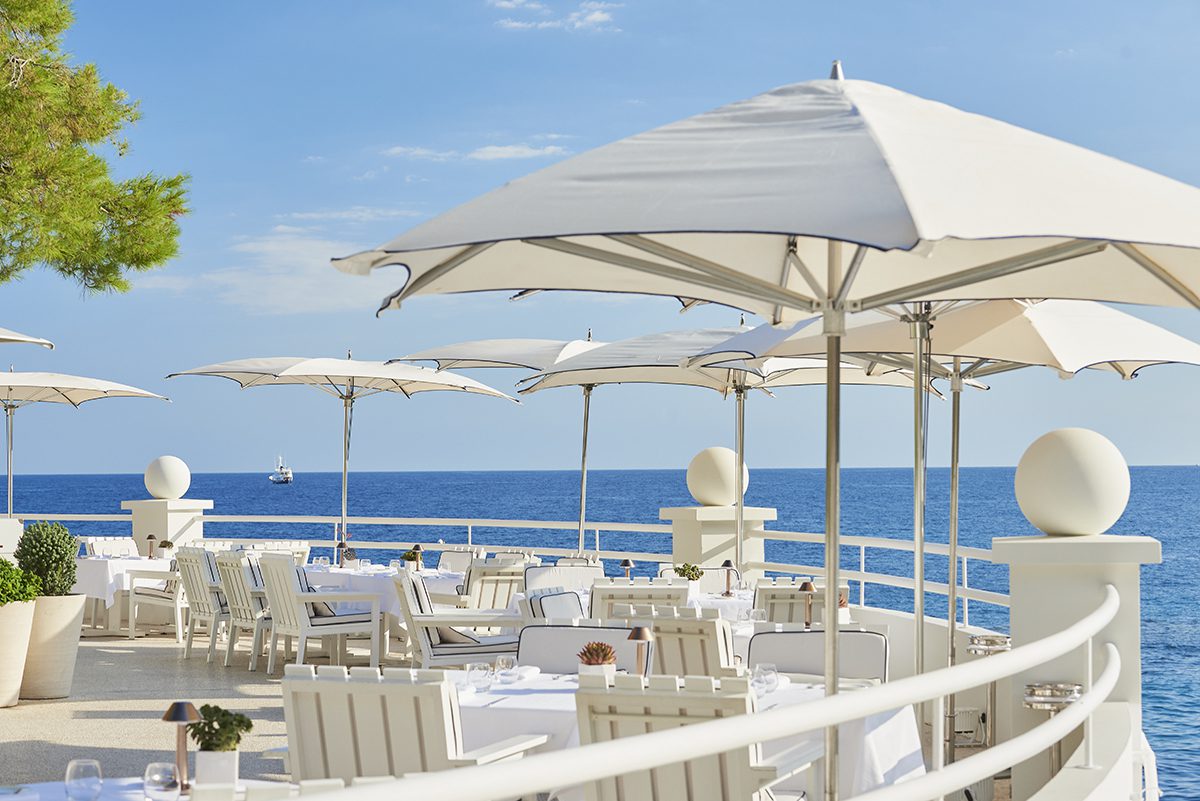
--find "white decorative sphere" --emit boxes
[144,455,191,500]
[686,447,750,507]
[1014,429,1129,536]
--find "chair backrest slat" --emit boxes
[215,551,265,628]
[589,580,689,619]
[176,548,224,618]
[746,630,888,681]
[464,566,524,610]
[259,554,306,634]
[651,617,736,679]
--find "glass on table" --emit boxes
[359,558,372,569]
[495,655,519,684]
[313,556,330,570]
[749,609,767,623]
[143,762,180,801]
[65,759,103,801]
[388,559,403,572]
[466,661,494,693]
[751,663,780,696]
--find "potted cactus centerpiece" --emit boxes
[189,703,253,785]
[15,521,86,699]
[577,641,618,679]
[0,559,40,707]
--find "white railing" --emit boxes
[315,584,1119,801]
[37,511,1010,613]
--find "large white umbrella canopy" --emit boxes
[398,337,607,547]
[695,298,1200,761]
[520,326,920,562]
[168,356,515,546]
[0,372,166,515]
[0,327,54,350]
[333,66,1200,795]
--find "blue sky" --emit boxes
[5,0,1200,474]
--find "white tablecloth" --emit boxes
[16,777,289,801]
[72,557,174,608]
[305,567,465,617]
[508,587,753,620]
[455,671,923,798]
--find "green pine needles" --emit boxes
[0,0,189,291]
[14,521,77,596]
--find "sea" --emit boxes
[18,465,1199,798]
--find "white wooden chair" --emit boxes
[460,564,525,611]
[394,571,519,668]
[282,664,548,783]
[258,553,381,674]
[215,550,271,670]
[84,536,138,557]
[243,783,291,801]
[753,584,820,625]
[126,562,187,642]
[659,563,742,595]
[643,606,739,678]
[531,590,585,619]
[747,630,889,682]
[524,564,604,594]
[175,547,231,662]
[436,547,478,574]
[516,624,641,674]
[555,554,598,566]
[575,673,817,801]
[589,578,689,618]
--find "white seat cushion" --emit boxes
[309,612,374,627]
[432,634,519,654]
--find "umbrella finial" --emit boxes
[739,313,745,327]
[830,60,844,80]
[346,349,352,360]
[586,328,592,342]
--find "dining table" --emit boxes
[13,777,290,801]
[509,586,757,621]
[72,556,177,635]
[452,668,924,799]
[303,565,465,618]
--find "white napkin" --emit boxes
[517,665,541,680]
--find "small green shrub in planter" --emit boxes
[14,522,77,596]
[673,563,703,582]
[188,704,254,751]
[0,560,41,606]
[401,550,419,562]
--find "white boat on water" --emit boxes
[269,456,293,484]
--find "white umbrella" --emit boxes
[0,327,54,350]
[168,356,516,548]
[693,298,1200,760]
[399,337,607,550]
[333,64,1200,797]
[519,326,921,566]
[0,372,166,516]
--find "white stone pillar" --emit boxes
[660,505,776,581]
[121,498,214,555]
[992,534,1160,800]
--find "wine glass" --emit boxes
[359,557,372,569]
[749,609,767,624]
[388,559,403,572]
[495,655,519,684]
[467,662,493,693]
[65,759,103,801]
[143,762,180,801]
[751,663,780,696]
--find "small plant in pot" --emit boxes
[156,539,175,559]
[401,549,420,572]
[577,641,618,679]
[673,563,704,582]
[14,521,86,700]
[188,703,253,785]
[0,560,40,707]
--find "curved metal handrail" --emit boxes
[319,585,1120,801]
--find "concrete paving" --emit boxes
[0,636,310,785]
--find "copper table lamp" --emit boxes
[627,626,653,676]
[798,580,817,629]
[162,701,200,789]
[720,559,735,597]
[619,559,634,580]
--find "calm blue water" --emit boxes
[19,466,1199,797]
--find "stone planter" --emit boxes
[403,561,418,573]
[0,600,36,707]
[578,663,616,680]
[21,594,87,699]
[194,750,239,785]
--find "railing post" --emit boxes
[1083,635,1095,769]
[594,528,600,553]
[960,556,969,628]
[858,545,866,606]
[467,524,473,546]
[931,693,946,801]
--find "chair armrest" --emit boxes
[126,569,175,582]
[296,591,381,603]
[453,734,550,766]
[260,746,291,775]
[411,611,524,628]
[756,739,825,789]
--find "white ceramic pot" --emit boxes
[21,594,87,699]
[403,561,418,573]
[0,600,36,707]
[155,546,174,560]
[194,750,239,786]
[578,663,616,680]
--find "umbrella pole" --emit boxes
[340,394,351,561]
[734,387,746,572]
[5,405,12,518]
[823,242,844,801]
[577,386,593,553]
[909,310,931,688]
[945,358,963,764]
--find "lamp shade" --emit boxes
[619,559,634,569]
[721,559,734,569]
[799,581,816,592]
[412,544,423,552]
[627,626,653,642]
[162,701,200,723]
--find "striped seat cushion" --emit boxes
[309,612,374,627]
[432,633,519,655]
[134,587,177,600]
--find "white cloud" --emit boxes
[495,1,621,32]
[139,230,404,315]
[466,144,568,160]
[531,132,574,141]
[382,145,459,161]
[488,0,547,9]
[279,206,422,223]
[271,224,311,234]
[301,155,326,164]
